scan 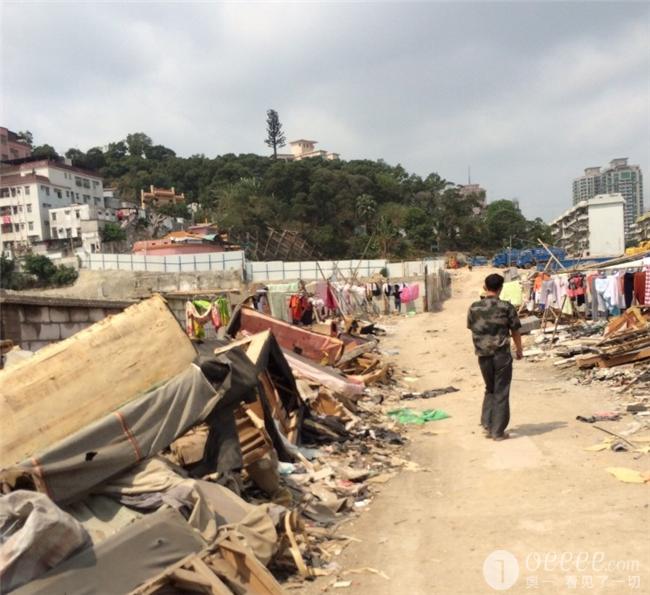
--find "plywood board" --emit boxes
[0,294,196,467]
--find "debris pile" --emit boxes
[524,307,650,398]
[0,296,415,593]
[523,306,650,480]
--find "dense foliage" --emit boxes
[1,255,78,289]
[29,131,551,258]
[100,222,127,243]
[23,254,79,286]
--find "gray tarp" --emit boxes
[11,508,206,595]
[91,457,280,564]
[0,491,90,593]
[16,364,221,504]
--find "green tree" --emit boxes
[264,109,286,159]
[125,132,153,158]
[101,222,127,243]
[31,144,60,160]
[16,130,34,146]
[0,255,16,288]
[24,254,57,283]
[483,199,529,249]
[355,194,377,234]
[144,144,176,161]
[434,187,482,251]
[157,203,191,219]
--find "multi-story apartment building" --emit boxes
[627,212,650,247]
[48,204,116,253]
[0,127,32,161]
[550,193,625,257]
[572,159,644,236]
[572,167,601,204]
[0,158,104,254]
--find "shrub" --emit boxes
[20,254,78,287]
[51,265,79,286]
[23,254,57,283]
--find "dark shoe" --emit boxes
[492,432,510,441]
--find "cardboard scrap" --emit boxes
[605,467,650,484]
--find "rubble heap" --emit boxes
[0,296,411,594]
[524,306,650,416]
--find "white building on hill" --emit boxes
[277,139,339,161]
[49,204,116,253]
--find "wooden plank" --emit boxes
[598,347,650,368]
[0,295,196,467]
[170,568,212,588]
[190,558,233,594]
[336,340,378,367]
[216,540,285,595]
[213,334,256,356]
[575,354,602,369]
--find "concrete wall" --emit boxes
[0,295,133,352]
[0,291,243,354]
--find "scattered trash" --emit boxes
[576,411,621,423]
[387,408,450,424]
[401,386,460,400]
[0,298,422,592]
[627,403,649,412]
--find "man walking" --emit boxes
[467,273,523,441]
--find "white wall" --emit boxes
[85,250,247,273]
[247,259,387,282]
[588,202,625,256]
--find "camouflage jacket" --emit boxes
[467,296,522,356]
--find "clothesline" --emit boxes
[507,266,650,319]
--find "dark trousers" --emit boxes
[478,349,513,437]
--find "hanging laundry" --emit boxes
[393,284,402,312]
[634,270,646,305]
[500,280,523,306]
[184,297,231,340]
[623,272,635,309]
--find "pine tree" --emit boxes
[264,109,286,159]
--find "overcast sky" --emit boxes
[2,1,648,221]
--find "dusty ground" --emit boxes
[303,268,649,595]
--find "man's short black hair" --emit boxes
[484,273,505,292]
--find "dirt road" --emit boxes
[304,269,649,595]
